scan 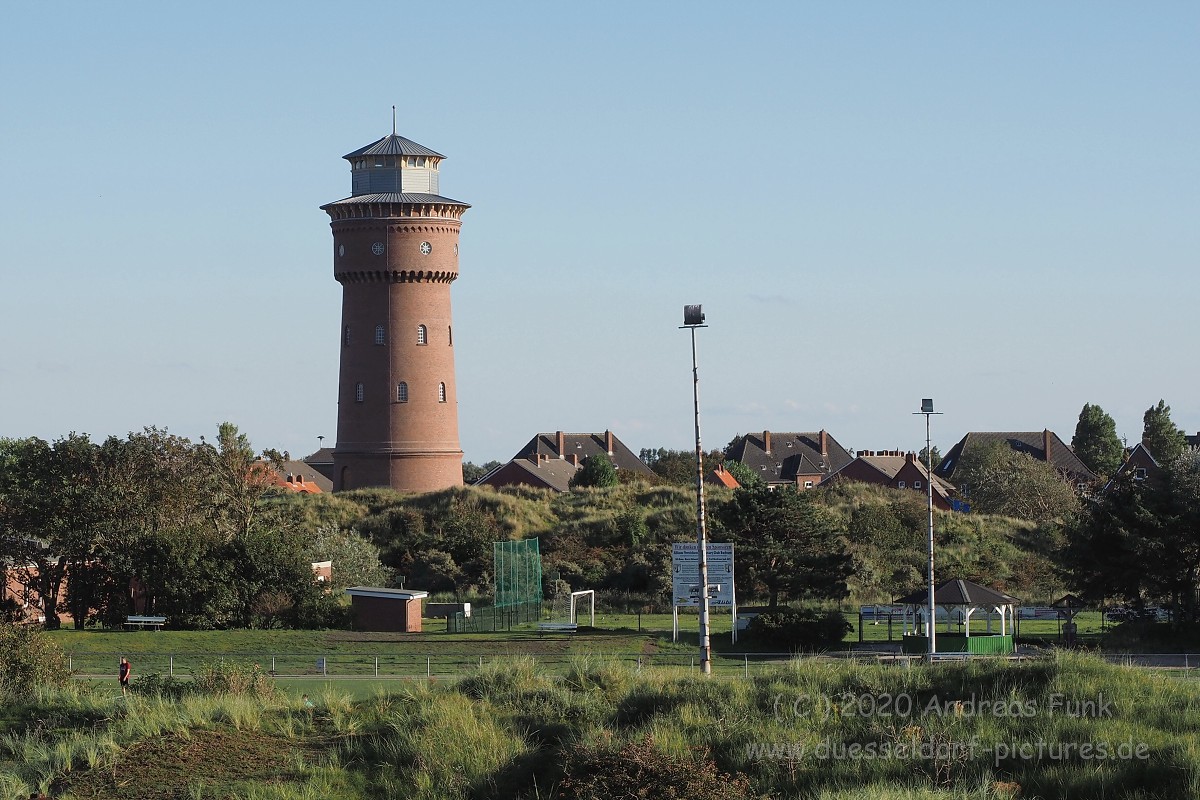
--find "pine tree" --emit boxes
[1071,403,1124,477]
[1142,399,1188,463]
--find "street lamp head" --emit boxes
[921,398,935,413]
[683,304,705,326]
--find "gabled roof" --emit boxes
[514,431,655,477]
[477,457,577,493]
[706,464,740,489]
[270,460,333,494]
[303,448,334,465]
[725,430,853,484]
[1103,442,1160,491]
[343,134,444,160]
[934,431,1097,484]
[823,453,955,497]
[897,579,1020,607]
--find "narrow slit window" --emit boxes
[448,325,453,346]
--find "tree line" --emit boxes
[0,424,386,629]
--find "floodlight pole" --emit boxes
[682,305,711,675]
[914,399,942,661]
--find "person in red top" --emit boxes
[119,656,131,695]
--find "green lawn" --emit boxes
[44,610,1117,685]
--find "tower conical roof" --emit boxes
[342,134,444,160]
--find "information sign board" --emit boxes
[672,543,735,607]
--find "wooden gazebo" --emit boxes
[897,579,1021,655]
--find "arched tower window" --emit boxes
[374,325,386,345]
[397,382,408,403]
[355,382,364,402]
[343,326,351,346]
[417,324,428,345]
[438,382,447,403]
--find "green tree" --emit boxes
[200,422,285,541]
[570,454,618,489]
[89,428,209,626]
[953,441,1078,523]
[1062,451,1200,621]
[1072,403,1124,477]
[1142,399,1188,463]
[723,458,761,488]
[638,448,724,486]
[918,445,942,470]
[305,523,392,589]
[462,460,502,484]
[716,483,852,607]
[0,434,113,629]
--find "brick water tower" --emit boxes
[320,125,469,492]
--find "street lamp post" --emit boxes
[914,399,942,660]
[682,305,711,675]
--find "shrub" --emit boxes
[129,671,192,701]
[744,607,851,651]
[192,660,278,700]
[0,622,71,697]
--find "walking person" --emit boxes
[119,656,131,696]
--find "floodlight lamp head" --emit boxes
[683,305,705,326]
[921,399,935,413]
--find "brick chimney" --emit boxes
[763,430,772,455]
[604,429,614,455]
[1043,429,1052,464]
[570,453,580,467]
[819,429,828,457]
[906,452,916,464]
[556,430,566,458]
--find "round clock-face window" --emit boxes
[420,241,432,255]
[371,242,385,256]
[338,244,345,257]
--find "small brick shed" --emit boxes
[344,587,428,632]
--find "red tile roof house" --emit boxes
[477,430,655,492]
[724,430,853,489]
[821,450,956,509]
[933,430,1098,491]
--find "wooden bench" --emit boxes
[124,615,167,631]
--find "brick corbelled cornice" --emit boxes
[324,202,466,222]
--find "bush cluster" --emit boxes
[743,606,851,651]
[0,622,71,697]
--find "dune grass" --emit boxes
[3,651,1198,799]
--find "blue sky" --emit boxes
[2,2,1196,464]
